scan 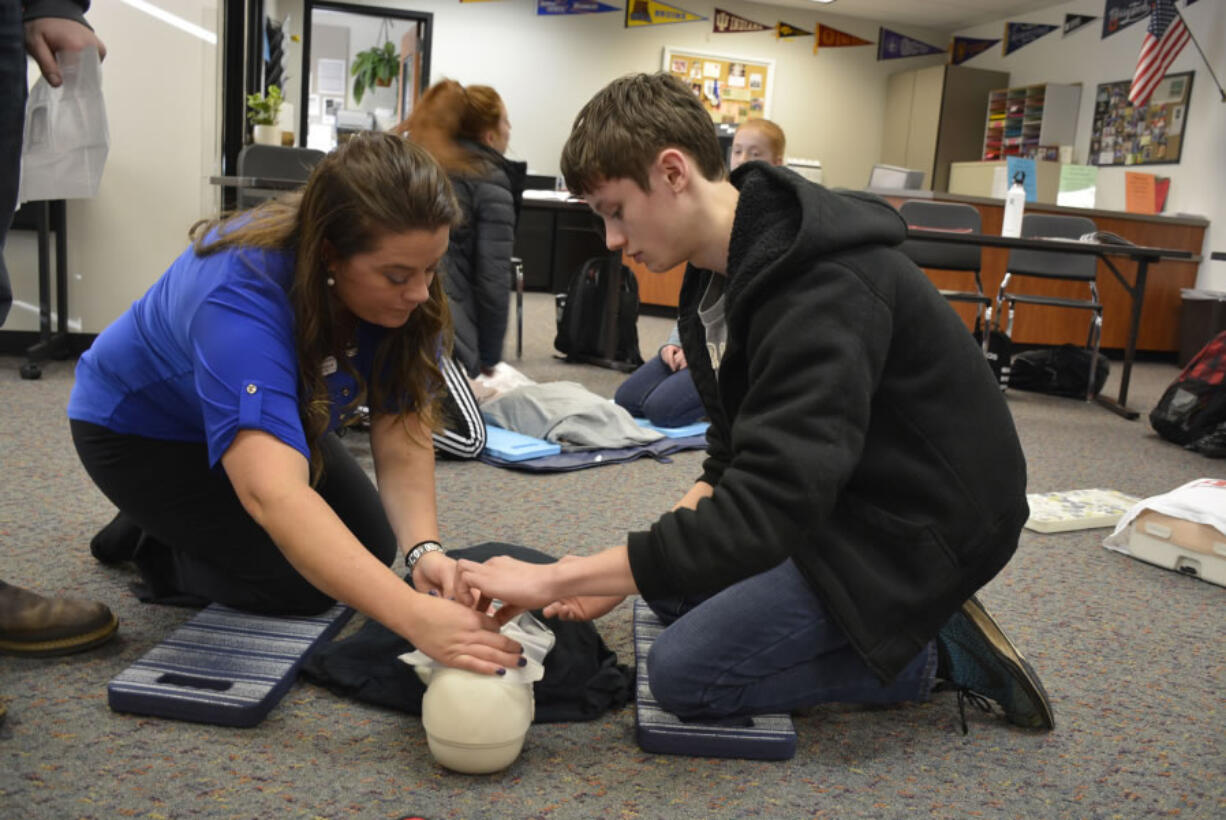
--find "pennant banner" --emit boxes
[713,8,768,33]
[1063,13,1098,36]
[626,0,705,27]
[877,27,945,60]
[538,0,618,13]
[950,36,999,65]
[1102,0,1151,38]
[814,24,872,54]
[776,21,812,39]
[1003,22,1058,55]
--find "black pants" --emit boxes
[70,420,397,615]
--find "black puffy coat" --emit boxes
[444,141,526,376]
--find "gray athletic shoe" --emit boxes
[935,595,1055,732]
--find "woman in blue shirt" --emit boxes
[68,133,523,675]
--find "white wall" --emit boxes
[6,0,220,334]
[292,0,945,189]
[952,0,1225,290]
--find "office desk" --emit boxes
[907,229,1198,420]
[515,195,607,293]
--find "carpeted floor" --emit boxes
[1,292,1223,819]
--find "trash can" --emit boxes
[1179,288,1226,366]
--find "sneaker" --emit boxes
[935,595,1054,732]
[0,580,118,657]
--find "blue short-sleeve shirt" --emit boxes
[68,239,402,466]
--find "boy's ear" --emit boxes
[655,148,690,194]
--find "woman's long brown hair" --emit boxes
[393,79,504,175]
[189,133,461,483]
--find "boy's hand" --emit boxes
[24,18,107,87]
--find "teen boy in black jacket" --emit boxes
[459,73,1053,732]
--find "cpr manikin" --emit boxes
[401,612,555,774]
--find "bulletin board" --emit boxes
[1089,71,1193,167]
[662,47,775,125]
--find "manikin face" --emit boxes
[729,127,780,170]
[584,165,689,274]
[485,103,511,155]
[329,226,450,329]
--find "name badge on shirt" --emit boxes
[321,356,338,376]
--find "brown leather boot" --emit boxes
[0,580,118,656]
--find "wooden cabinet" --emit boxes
[881,65,1010,192]
[983,83,1081,161]
[624,254,685,309]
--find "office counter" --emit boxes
[610,191,1208,353]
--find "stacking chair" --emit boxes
[510,256,525,359]
[989,213,1102,400]
[236,145,325,210]
[897,200,991,329]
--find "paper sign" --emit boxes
[1124,171,1157,215]
[1005,156,1038,202]
[1057,164,1098,208]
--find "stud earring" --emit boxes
[326,273,336,287]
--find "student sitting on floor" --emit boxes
[68,133,522,676]
[458,72,1054,733]
[613,117,788,429]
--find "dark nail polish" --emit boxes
[517,657,527,667]
[427,590,438,596]
[496,668,506,676]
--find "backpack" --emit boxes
[554,255,644,368]
[1008,345,1110,398]
[1150,330,1226,454]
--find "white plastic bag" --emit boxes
[1102,478,1226,557]
[18,46,109,203]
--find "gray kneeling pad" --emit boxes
[108,603,352,727]
[633,598,796,760]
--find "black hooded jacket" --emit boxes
[625,163,1029,682]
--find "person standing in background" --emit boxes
[396,81,525,459]
[0,0,116,724]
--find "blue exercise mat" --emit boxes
[633,598,796,760]
[483,425,562,461]
[108,602,352,727]
[479,435,706,472]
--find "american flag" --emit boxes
[1128,0,1191,107]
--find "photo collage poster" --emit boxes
[663,48,773,125]
[1090,71,1193,166]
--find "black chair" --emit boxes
[236,145,325,209]
[989,213,1103,401]
[510,256,524,359]
[897,200,991,330]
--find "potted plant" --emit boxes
[247,84,283,146]
[351,40,398,106]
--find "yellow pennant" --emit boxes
[626,0,707,28]
[775,21,812,39]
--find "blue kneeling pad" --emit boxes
[633,599,796,760]
[108,603,352,727]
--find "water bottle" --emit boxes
[1001,172,1026,237]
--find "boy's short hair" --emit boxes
[561,72,727,196]
[736,118,787,163]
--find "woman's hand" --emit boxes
[661,344,687,372]
[412,550,459,599]
[408,593,523,676]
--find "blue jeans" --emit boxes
[614,355,704,428]
[646,559,936,719]
[0,0,26,326]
